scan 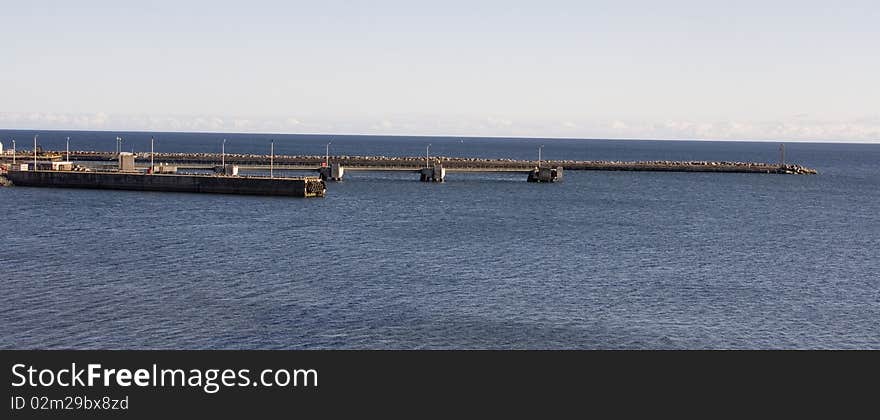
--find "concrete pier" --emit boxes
[23,151,820,179]
[5,170,326,197]
[419,165,446,182]
[527,167,564,183]
[318,163,345,181]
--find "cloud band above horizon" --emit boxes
[0,112,878,143]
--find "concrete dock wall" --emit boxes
[6,171,325,197]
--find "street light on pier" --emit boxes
[11,139,15,166]
[325,141,332,167]
[426,143,432,168]
[538,144,544,168]
[270,139,274,178]
[222,138,227,167]
[66,137,70,162]
[33,135,38,170]
[115,136,124,156]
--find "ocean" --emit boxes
[1,130,878,349]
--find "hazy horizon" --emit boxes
[3,127,878,146]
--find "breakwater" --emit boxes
[56,151,817,174]
[5,171,326,197]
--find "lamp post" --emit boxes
[222,138,226,167]
[150,137,155,172]
[33,135,38,170]
[779,143,785,168]
[538,144,544,168]
[66,136,70,162]
[11,139,15,166]
[325,141,332,167]
[270,140,274,178]
[426,143,431,168]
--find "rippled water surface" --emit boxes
[1,131,878,348]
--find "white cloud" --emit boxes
[0,112,878,142]
[486,116,512,127]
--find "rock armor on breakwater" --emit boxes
[55,151,818,174]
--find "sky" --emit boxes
[1,0,879,142]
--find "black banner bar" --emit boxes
[2,351,873,418]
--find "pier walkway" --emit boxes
[9,151,818,183]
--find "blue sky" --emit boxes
[1,0,878,141]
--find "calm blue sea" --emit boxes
[1,130,878,349]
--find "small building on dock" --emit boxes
[118,152,136,172]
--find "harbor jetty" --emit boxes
[1,149,817,185]
[3,170,326,197]
[44,151,819,181]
